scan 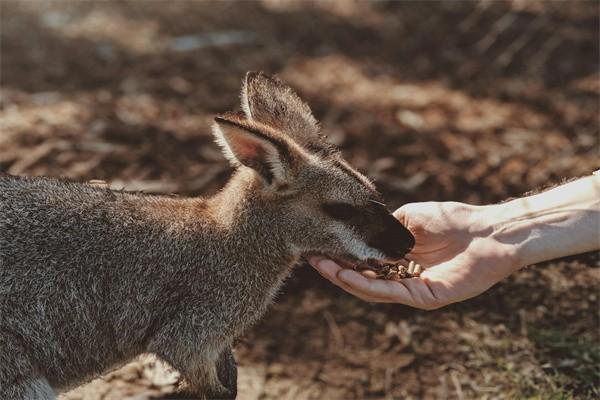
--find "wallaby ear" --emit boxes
[241,72,326,151]
[212,113,295,185]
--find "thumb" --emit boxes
[393,202,421,225]
[393,201,440,223]
[393,202,438,244]
[392,206,407,225]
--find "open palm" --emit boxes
[310,202,519,309]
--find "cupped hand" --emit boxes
[309,201,520,309]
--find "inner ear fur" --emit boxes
[212,113,300,185]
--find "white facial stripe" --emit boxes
[330,222,384,261]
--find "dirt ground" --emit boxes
[1,1,599,399]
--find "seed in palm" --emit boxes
[356,259,423,280]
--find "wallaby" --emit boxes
[0,72,415,399]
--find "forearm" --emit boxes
[485,175,600,268]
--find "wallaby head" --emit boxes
[212,72,415,266]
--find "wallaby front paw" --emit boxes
[215,348,237,398]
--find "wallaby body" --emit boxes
[0,72,414,399]
[1,172,284,398]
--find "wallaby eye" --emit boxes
[322,202,356,220]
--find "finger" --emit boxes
[311,258,445,308]
[308,256,326,268]
[396,277,446,309]
[309,259,385,302]
[337,270,416,305]
[309,258,342,281]
[408,258,488,307]
[333,276,393,303]
[418,262,482,304]
[392,206,409,226]
[338,270,445,309]
[393,202,431,220]
[322,264,387,302]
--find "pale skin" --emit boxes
[310,175,600,310]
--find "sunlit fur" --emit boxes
[0,72,406,399]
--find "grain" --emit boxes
[355,259,423,281]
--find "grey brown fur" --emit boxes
[0,72,414,399]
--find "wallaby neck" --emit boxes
[205,168,298,272]
[197,168,298,329]
[129,167,297,276]
[117,168,298,336]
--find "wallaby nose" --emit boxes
[368,213,415,260]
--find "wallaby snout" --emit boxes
[327,199,415,262]
[367,211,415,260]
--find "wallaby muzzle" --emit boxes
[362,201,415,260]
[367,212,415,260]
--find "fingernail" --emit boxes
[308,256,325,266]
[316,261,341,280]
[318,259,338,271]
[337,269,355,282]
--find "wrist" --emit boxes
[476,202,524,270]
[484,199,541,268]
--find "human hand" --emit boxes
[309,201,520,309]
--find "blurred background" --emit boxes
[1,1,598,399]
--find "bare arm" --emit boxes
[488,175,600,267]
[310,175,600,309]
